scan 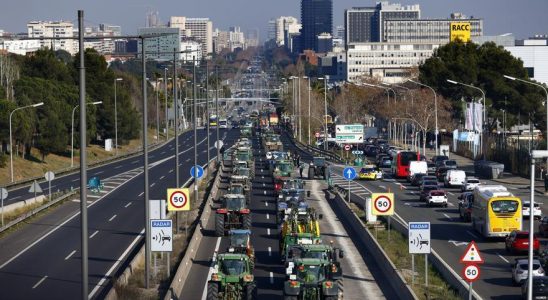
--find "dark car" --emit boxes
[436,167,449,182]
[411,173,428,186]
[522,276,548,299]
[539,216,548,237]
[427,162,436,174]
[366,146,379,157]
[458,192,474,222]
[431,155,449,164]
[418,176,438,187]
[436,159,458,169]
[376,154,389,166]
[419,185,439,201]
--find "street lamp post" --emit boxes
[408,79,439,155]
[164,68,168,140]
[156,77,160,143]
[318,77,328,150]
[447,79,486,158]
[114,78,123,156]
[9,102,44,182]
[72,101,102,168]
[302,76,310,145]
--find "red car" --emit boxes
[505,230,540,254]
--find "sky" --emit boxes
[0,0,547,40]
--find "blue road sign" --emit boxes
[190,165,204,179]
[343,167,357,180]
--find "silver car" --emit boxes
[512,258,545,285]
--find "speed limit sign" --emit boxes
[371,193,394,215]
[462,264,480,282]
[167,188,190,211]
[344,144,351,151]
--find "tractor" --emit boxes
[227,229,255,270]
[280,233,322,262]
[284,244,344,277]
[227,182,250,204]
[283,258,342,300]
[207,253,257,300]
[215,194,252,236]
[231,167,252,192]
[273,160,294,180]
[308,157,327,180]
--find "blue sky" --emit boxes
[1,0,546,40]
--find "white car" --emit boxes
[426,190,448,207]
[512,258,545,285]
[523,201,542,219]
[461,177,481,192]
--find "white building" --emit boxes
[180,39,202,64]
[27,21,77,54]
[505,37,548,85]
[83,23,121,54]
[229,26,246,50]
[169,17,213,56]
[273,16,300,46]
[346,42,439,83]
[0,39,41,55]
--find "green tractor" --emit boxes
[228,229,255,270]
[231,167,252,192]
[273,160,294,180]
[207,253,257,300]
[215,194,252,236]
[284,244,344,277]
[283,258,342,300]
[280,233,322,261]
[227,182,250,204]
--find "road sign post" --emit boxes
[167,188,190,211]
[150,219,173,252]
[45,171,55,201]
[409,222,431,292]
[190,165,204,180]
[28,180,42,204]
[343,167,357,203]
[371,193,395,240]
[0,187,7,227]
[460,241,483,300]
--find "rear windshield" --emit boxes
[430,191,445,196]
[424,186,438,191]
[517,233,529,239]
[519,263,541,270]
[467,179,480,184]
[445,160,457,166]
[423,181,438,186]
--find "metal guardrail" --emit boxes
[284,132,344,163]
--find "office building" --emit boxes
[505,37,548,85]
[317,33,333,53]
[472,34,515,47]
[383,14,483,43]
[246,29,260,47]
[345,2,420,44]
[180,39,202,64]
[301,0,332,51]
[270,16,300,47]
[0,39,41,55]
[27,20,77,54]
[83,23,122,54]
[346,42,439,83]
[169,16,213,56]
[138,27,180,61]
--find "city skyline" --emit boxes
[0,0,547,40]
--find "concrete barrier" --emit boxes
[330,190,418,300]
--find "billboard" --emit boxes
[450,22,471,42]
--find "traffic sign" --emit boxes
[150,219,173,252]
[336,124,364,143]
[408,222,431,254]
[167,188,190,211]
[460,241,484,264]
[0,188,7,200]
[44,171,55,181]
[214,140,224,149]
[344,144,352,151]
[315,132,320,138]
[352,150,364,155]
[342,167,357,180]
[336,124,364,134]
[190,165,204,179]
[28,180,42,193]
[371,193,394,215]
[462,264,480,282]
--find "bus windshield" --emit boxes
[399,152,417,167]
[491,200,519,213]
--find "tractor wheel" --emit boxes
[308,168,315,179]
[243,214,252,229]
[206,281,219,300]
[215,213,225,237]
[244,282,257,300]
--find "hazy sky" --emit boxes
[1,0,547,40]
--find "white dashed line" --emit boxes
[32,276,48,289]
[64,250,76,260]
[114,165,122,169]
[138,192,144,197]
[160,176,165,180]
[109,215,117,222]
[270,272,274,284]
[132,160,139,164]
[267,228,271,235]
[263,183,265,187]
[266,214,270,220]
[263,190,266,195]
[72,178,79,182]
[268,247,272,256]
[169,169,174,173]
[90,230,99,239]
[125,202,132,208]
[448,192,454,196]
[150,183,156,187]
[497,253,509,263]
[443,213,451,220]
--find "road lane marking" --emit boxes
[32,276,48,289]
[268,247,272,256]
[262,176,264,179]
[125,202,132,208]
[132,160,139,164]
[138,192,144,197]
[497,253,509,263]
[169,169,174,173]
[267,228,271,235]
[150,181,156,187]
[443,213,451,220]
[263,183,265,187]
[201,237,222,300]
[72,178,79,182]
[270,272,274,284]
[65,250,76,260]
[263,190,266,195]
[160,176,165,180]
[467,230,480,239]
[266,214,270,220]
[447,202,455,207]
[90,230,99,239]
[379,185,386,189]
[114,165,122,169]
[265,201,268,207]
[448,192,454,196]
[109,215,117,222]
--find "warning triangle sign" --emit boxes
[28,180,43,193]
[460,241,484,264]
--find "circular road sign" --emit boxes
[373,195,392,214]
[214,140,224,149]
[44,171,55,181]
[344,144,351,151]
[462,264,480,282]
[169,190,188,209]
[315,132,320,138]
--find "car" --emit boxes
[458,192,474,222]
[506,230,540,254]
[444,169,466,187]
[521,276,548,299]
[421,180,438,189]
[512,258,545,285]
[427,162,437,175]
[419,185,439,201]
[358,166,382,180]
[379,157,392,168]
[436,167,449,182]
[376,154,390,166]
[431,155,449,164]
[410,173,428,186]
[407,161,428,182]
[426,190,448,207]
[437,159,458,169]
[461,177,481,192]
[523,201,542,220]
[539,217,548,237]
[418,176,438,187]
[366,146,379,156]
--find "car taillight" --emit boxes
[240,208,250,214]
[211,273,220,281]
[331,264,337,273]
[217,208,228,214]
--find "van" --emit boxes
[444,169,466,187]
[407,161,428,182]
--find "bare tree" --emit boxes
[0,53,20,101]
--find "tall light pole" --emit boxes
[164,68,169,140]
[362,82,391,140]
[447,79,486,157]
[504,74,548,170]
[215,66,220,163]
[408,79,439,155]
[155,77,160,143]
[114,78,123,156]
[9,102,44,182]
[303,76,311,145]
[173,49,179,188]
[318,77,328,150]
[298,76,302,142]
[72,101,102,168]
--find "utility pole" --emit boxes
[173,48,179,187]
[215,66,220,163]
[142,36,151,290]
[193,56,198,221]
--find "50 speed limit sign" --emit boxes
[462,264,480,282]
[167,188,190,211]
[371,193,394,216]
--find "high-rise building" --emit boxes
[27,21,76,54]
[300,0,332,51]
[317,32,333,53]
[180,39,202,64]
[83,23,122,54]
[271,16,300,46]
[505,37,548,85]
[138,27,180,61]
[169,16,213,56]
[267,19,277,41]
[345,2,420,44]
[246,29,260,47]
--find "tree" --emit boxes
[37,107,67,161]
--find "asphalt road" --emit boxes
[0,128,240,300]
[329,158,548,300]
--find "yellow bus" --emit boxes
[471,185,522,238]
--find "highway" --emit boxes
[329,158,547,299]
[0,128,240,300]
